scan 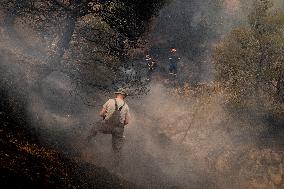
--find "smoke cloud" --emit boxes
[1,1,283,189]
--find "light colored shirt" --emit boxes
[103,98,130,124]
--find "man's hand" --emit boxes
[124,117,129,125]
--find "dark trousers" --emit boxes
[169,63,177,73]
[89,121,125,153]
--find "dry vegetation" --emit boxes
[159,82,284,189]
[0,0,284,189]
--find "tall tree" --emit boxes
[213,0,284,108]
[0,0,170,95]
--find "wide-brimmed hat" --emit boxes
[114,88,128,96]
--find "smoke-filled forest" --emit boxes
[0,0,284,189]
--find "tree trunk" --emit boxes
[47,13,77,69]
[3,1,44,59]
[3,0,28,33]
[3,3,18,37]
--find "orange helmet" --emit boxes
[170,48,177,53]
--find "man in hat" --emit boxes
[168,48,180,75]
[87,88,130,156]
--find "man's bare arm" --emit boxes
[100,107,107,119]
[124,109,130,125]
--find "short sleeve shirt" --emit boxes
[103,98,130,124]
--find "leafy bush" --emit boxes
[213,0,284,115]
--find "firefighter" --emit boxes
[145,54,157,80]
[87,88,130,157]
[145,54,152,65]
[168,48,180,75]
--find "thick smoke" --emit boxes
[1,1,283,189]
[150,0,284,84]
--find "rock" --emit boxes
[268,166,283,185]
[249,177,275,189]
[214,152,232,173]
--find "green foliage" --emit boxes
[213,0,284,112]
